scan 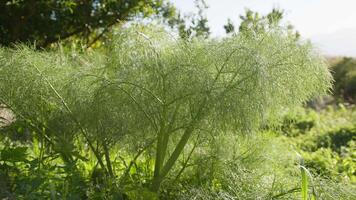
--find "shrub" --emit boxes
[284,107,356,183]
[280,108,317,137]
[315,126,356,153]
[332,57,356,103]
[0,24,331,196]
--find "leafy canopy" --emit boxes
[0,0,176,48]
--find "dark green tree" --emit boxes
[223,18,235,34]
[0,0,177,48]
[332,57,356,103]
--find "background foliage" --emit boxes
[0,0,177,48]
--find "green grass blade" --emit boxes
[301,166,309,200]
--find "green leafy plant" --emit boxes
[300,165,317,200]
[282,106,356,183]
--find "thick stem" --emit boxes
[153,103,168,182]
[150,48,232,192]
[151,125,195,192]
[153,128,165,180]
[103,140,114,177]
[150,98,207,192]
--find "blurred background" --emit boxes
[172,0,356,57]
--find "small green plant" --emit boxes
[300,165,317,200]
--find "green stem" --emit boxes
[153,103,168,182]
[150,109,203,192]
[153,127,165,180]
[151,46,236,192]
[103,140,114,177]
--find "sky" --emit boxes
[170,0,356,57]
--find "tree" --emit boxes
[223,18,235,34]
[239,8,283,33]
[0,0,177,48]
[332,57,356,103]
[224,8,300,39]
[0,25,331,195]
[171,0,210,39]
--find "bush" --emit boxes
[315,126,356,153]
[281,106,356,183]
[280,108,317,137]
[0,24,331,198]
[332,57,356,103]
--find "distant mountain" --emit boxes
[310,28,356,57]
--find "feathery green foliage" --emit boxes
[0,25,331,197]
